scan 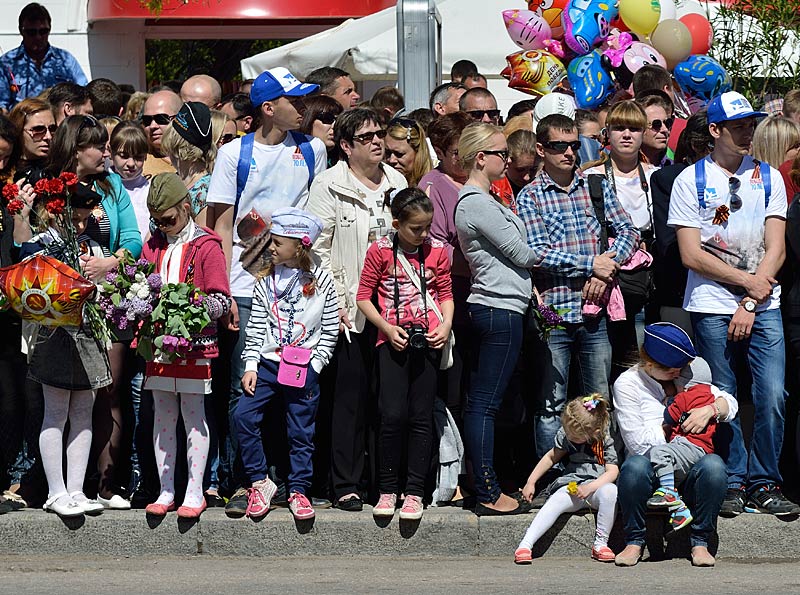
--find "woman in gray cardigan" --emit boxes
[455,123,539,516]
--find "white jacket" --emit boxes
[307,160,407,333]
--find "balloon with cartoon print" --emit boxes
[603,41,666,91]
[562,0,619,55]
[528,0,569,40]
[567,49,615,108]
[504,9,553,51]
[501,50,568,97]
[673,55,732,104]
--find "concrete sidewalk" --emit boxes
[1,506,798,560]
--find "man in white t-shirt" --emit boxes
[207,67,327,515]
[668,91,799,518]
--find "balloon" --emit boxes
[676,0,707,18]
[650,19,693,69]
[528,0,570,40]
[501,50,568,97]
[619,0,660,37]
[673,55,732,104]
[562,0,619,55]
[602,41,667,92]
[680,13,713,55]
[658,0,677,22]
[567,49,615,108]
[503,9,553,51]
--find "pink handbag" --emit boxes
[277,344,312,388]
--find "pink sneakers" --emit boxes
[399,495,424,520]
[373,493,397,517]
[288,492,315,520]
[246,478,277,519]
[591,545,615,562]
[514,548,533,564]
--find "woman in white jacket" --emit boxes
[306,108,407,510]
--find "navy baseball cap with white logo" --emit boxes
[250,67,319,107]
[707,91,767,125]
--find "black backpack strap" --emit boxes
[587,174,609,252]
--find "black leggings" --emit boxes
[377,343,440,497]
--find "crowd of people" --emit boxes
[2,2,800,569]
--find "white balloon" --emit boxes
[675,0,706,18]
[659,0,678,22]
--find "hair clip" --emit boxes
[582,396,599,411]
[301,235,312,248]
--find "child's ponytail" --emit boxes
[561,393,610,444]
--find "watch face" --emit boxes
[744,301,756,312]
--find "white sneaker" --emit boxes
[70,492,105,515]
[97,493,131,510]
[43,494,83,518]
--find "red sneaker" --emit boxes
[514,548,533,564]
[591,545,616,562]
[288,492,315,520]
[246,478,277,520]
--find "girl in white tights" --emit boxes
[514,395,619,564]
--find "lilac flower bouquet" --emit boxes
[97,255,162,333]
[136,282,211,363]
[533,301,567,341]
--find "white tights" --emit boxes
[518,483,618,550]
[151,390,209,508]
[39,385,95,501]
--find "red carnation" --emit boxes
[46,198,65,215]
[47,178,65,195]
[59,172,78,189]
[301,282,315,297]
[2,183,19,201]
[6,198,25,215]
[33,178,50,196]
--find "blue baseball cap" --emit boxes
[706,91,767,125]
[643,323,697,369]
[250,67,319,107]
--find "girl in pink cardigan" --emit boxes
[140,173,231,519]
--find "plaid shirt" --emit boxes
[516,169,639,324]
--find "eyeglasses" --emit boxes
[22,27,50,37]
[151,214,178,228]
[648,117,675,132]
[352,129,387,144]
[482,149,509,161]
[25,124,57,141]
[466,109,501,122]
[316,112,338,125]
[541,141,581,153]
[219,133,236,145]
[729,177,743,211]
[141,113,175,127]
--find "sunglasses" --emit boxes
[352,129,387,144]
[541,140,581,153]
[317,112,337,125]
[648,117,675,132]
[389,117,417,141]
[219,133,236,145]
[482,149,509,161]
[141,113,175,127]
[150,214,179,228]
[25,124,57,141]
[79,115,100,133]
[729,176,743,211]
[466,109,501,122]
[22,27,50,37]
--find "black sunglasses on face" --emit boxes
[22,27,50,37]
[648,117,675,132]
[482,149,509,161]
[352,129,387,144]
[151,214,178,228]
[25,124,57,141]
[317,112,337,125]
[541,140,581,153]
[729,176,743,211]
[141,113,175,127]
[466,109,501,122]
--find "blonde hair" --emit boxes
[752,115,800,168]
[210,110,230,146]
[256,237,317,293]
[561,394,610,444]
[123,92,149,122]
[458,122,503,170]
[503,114,533,138]
[386,119,432,186]
[160,122,217,173]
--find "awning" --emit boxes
[88,0,397,22]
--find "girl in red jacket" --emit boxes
[357,188,454,521]
[141,173,231,519]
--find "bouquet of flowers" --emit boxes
[97,254,162,331]
[136,282,211,363]
[532,301,567,341]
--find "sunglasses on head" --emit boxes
[22,27,49,37]
[352,129,387,144]
[79,115,100,133]
[541,140,581,153]
[729,176,743,211]
[141,113,175,127]
[25,124,57,141]
[648,117,675,132]
[317,112,337,125]
[150,214,179,229]
[466,109,501,122]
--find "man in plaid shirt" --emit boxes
[516,114,639,464]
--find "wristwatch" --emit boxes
[740,298,757,313]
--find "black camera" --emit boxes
[403,323,428,350]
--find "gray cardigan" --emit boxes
[455,185,537,314]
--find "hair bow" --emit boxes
[301,235,312,248]
[582,396,599,411]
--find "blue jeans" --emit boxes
[463,304,524,504]
[617,454,727,548]
[534,317,611,459]
[691,309,786,490]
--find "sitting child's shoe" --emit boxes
[591,545,615,562]
[145,501,176,516]
[373,493,397,517]
[177,499,207,519]
[399,495,424,520]
[246,478,277,520]
[669,504,693,532]
[288,492,315,520]
[647,487,683,509]
[514,547,533,564]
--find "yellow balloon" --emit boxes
[650,19,693,69]
[619,0,660,37]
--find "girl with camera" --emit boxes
[356,188,454,521]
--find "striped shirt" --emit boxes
[242,264,339,374]
[516,169,639,324]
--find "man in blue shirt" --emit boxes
[0,3,87,112]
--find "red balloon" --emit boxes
[679,13,713,55]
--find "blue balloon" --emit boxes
[567,50,614,109]
[562,0,618,55]
[673,55,732,103]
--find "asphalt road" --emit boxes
[2,555,800,595]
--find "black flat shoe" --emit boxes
[205,493,226,508]
[474,500,532,516]
[335,495,363,512]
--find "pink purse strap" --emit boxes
[272,272,285,352]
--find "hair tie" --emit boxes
[301,235,312,248]
[388,188,402,204]
[582,396,599,411]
